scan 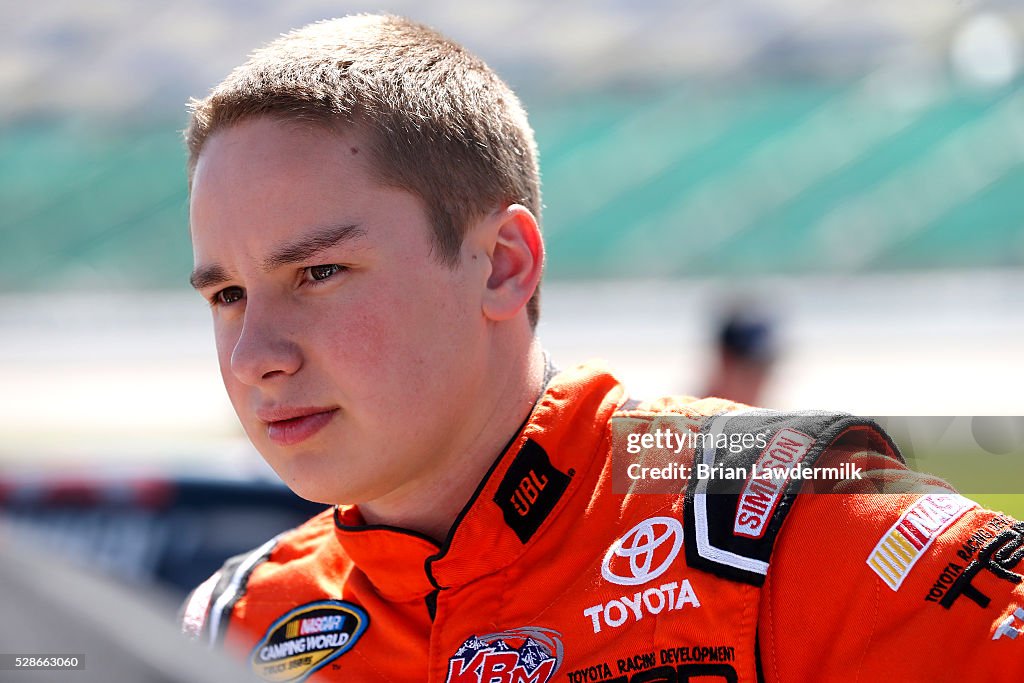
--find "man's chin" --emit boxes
[257,451,346,505]
[280,478,353,506]
[289,472,376,508]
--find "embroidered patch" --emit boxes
[250,601,368,682]
[601,516,685,586]
[493,439,571,544]
[923,514,1015,607]
[684,411,903,586]
[446,627,563,683]
[867,494,975,591]
[582,578,701,634]
[994,607,1024,641]
[732,428,815,539]
[938,519,1024,610]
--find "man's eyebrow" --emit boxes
[189,264,230,291]
[188,223,366,291]
[262,223,366,271]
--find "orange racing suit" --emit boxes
[182,362,1024,682]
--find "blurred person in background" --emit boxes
[703,301,778,406]
[179,13,1024,683]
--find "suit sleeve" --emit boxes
[180,570,222,641]
[759,445,1024,682]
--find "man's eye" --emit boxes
[215,286,244,305]
[304,264,344,282]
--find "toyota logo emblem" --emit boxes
[601,516,684,586]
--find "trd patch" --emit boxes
[939,520,1024,610]
[493,439,571,544]
[249,601,368,682]
[924,515,1014,606]
[446,627,563,683]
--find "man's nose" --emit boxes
[229,303,302,385]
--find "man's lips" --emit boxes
[258,407,339,446]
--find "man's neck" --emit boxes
[357,338,548,542]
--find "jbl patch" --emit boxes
[493,440,571,544]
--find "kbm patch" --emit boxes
[446,627,563,683]
[867,494,975,591]
[250,601,368,682]
[493,440,571,544]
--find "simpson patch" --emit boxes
[250,601,368,682]
[684,410,902,585]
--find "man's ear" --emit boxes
[479,204,543,322]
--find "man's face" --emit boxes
[189,117,491,505]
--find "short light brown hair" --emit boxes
[186,14,542,326]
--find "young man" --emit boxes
[182,14,1024,682]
